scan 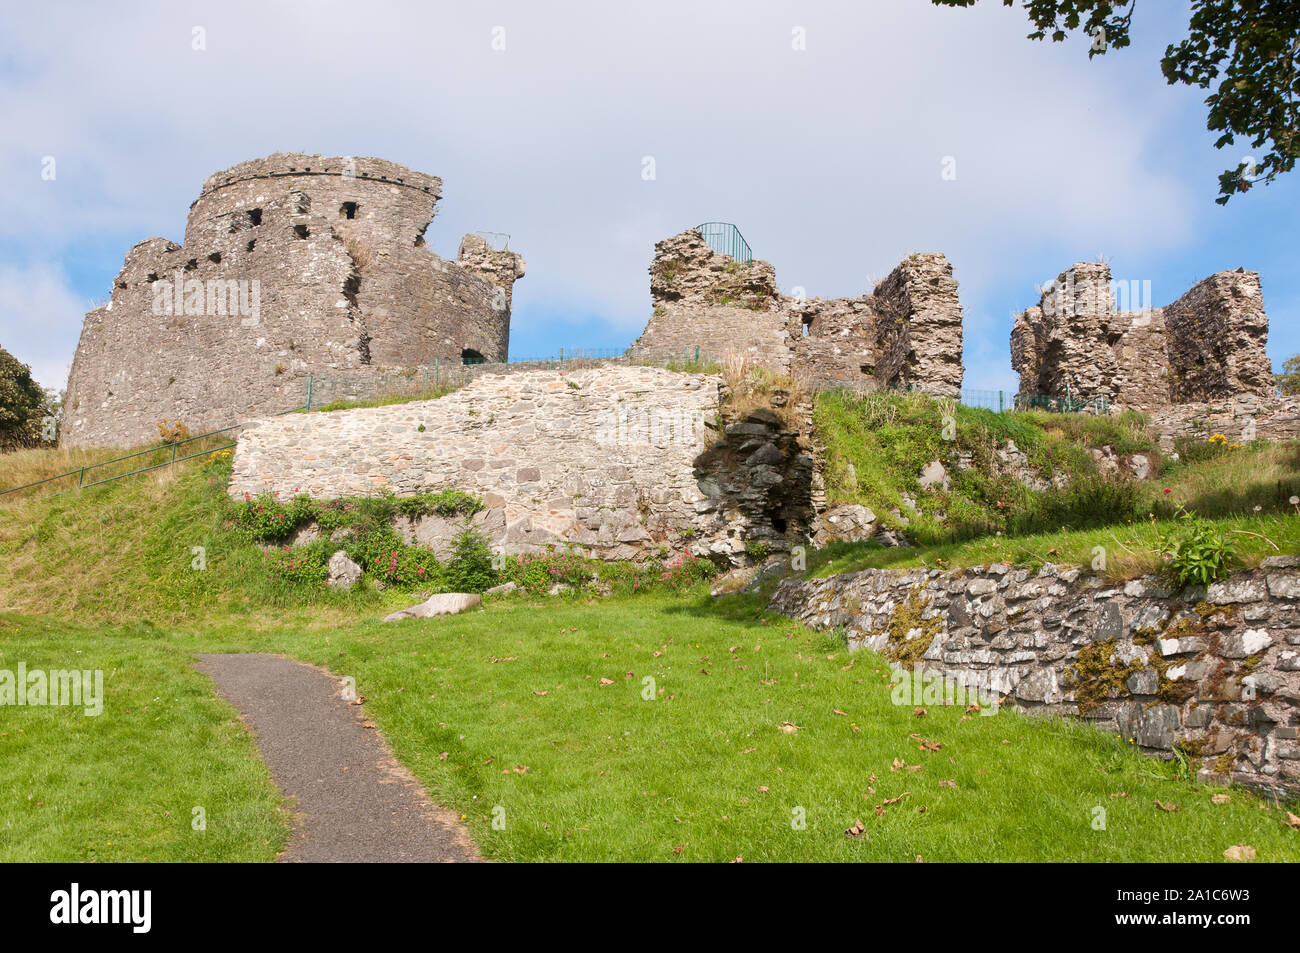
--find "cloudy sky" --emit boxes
[2,0,1296,396]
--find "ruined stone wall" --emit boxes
[626,230,791,371]
[1010,262,1273,411]
[228,365,813,564]
[1164,270,1273,402]
[771,560,1300,796]
[62,153,523,448]
[868,253,964,399]
[629,229,964,396]
[1148,394,1300,451]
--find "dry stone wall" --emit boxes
[770,560,1300,796]
[229,365,813,563]
[627,229,964,396]
[62,153,523,448]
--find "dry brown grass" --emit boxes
[0,445,133,496]
[719,353,804,427]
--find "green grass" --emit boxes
[2,436,1299,862]
[304,382,460,413]
[4,594,1297,862]
[807,512,1300,581]
[0,615,288,861]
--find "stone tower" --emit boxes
[62,153,524,448]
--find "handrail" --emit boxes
[696,222,753,264]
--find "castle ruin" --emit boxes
[627,228,964,397]
[62,154,524,448]
[1010,262,1273,410]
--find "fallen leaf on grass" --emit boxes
[598,678,614,686]
[437,751,449,761]
[778,722,800,734]
[1110,792,1129,800]
[939,779,957,789]
[533,690,549,696]
[1154,800,1179,812]
[1223,845,1256,862]
[757,786,769,794]
[913,707,927,717]
[833,708,848,716]
[1211,793,1231,805]
[1285,812,1300,829]
[845,820,867,838]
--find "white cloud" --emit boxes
[0,263,85,391]
[0,0,1216,387]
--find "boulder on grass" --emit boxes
[382,592,482,622]
[327,551,362,590]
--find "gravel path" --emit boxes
[195,653,479,863]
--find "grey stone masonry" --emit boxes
[231,364,817,564]
[62,153,523,448]
[770,558,1300,796]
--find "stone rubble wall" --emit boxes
[62,153,523,449]
[770,560,1300,796]
[628,229,964,396]
[1148,394,1300,451]
[229,365,813,563]
[627,230,791,371]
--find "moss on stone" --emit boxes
[885,586,941,666]
[1067,638,1143,714]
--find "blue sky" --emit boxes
[1,0,1296,395]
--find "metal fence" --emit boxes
[957,389,1111,415]
[696,222,752,264]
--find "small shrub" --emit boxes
[374,543,443,590]
[156,420,192,444]
[1160,505,1236,587]
[445,521,496,593]
[1013,476,1142,534]
[230,491,314,542]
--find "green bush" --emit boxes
[0,345,58,450]
[373,543,443,590]
[503,548,591,595]
[1013,476,1142,534]
[230,491,315,542]
[262,540,331,586]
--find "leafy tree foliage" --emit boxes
[934,1,1300,203]
[1276,354,1300,395]
[0,346,58,450]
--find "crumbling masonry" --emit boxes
[627,229,964,397]
[62,154,524,448]
[1010,262,1273,410]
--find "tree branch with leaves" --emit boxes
[933,0,1300,204]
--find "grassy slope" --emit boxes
[0,453,1297,861]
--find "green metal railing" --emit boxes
[1013,392,1110,415]
[0,425,243,499]
[696,222,752,264]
